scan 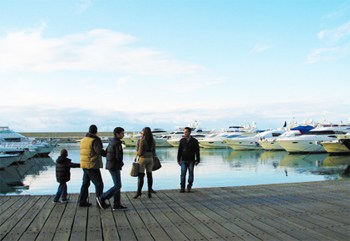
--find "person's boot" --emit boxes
[133,173,145,199]
[146,172,153,198]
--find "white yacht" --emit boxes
[199,124,258,149]
[258,125,314,151]
[226,129,286,150]
[276,124,350,153]
[123,128,169,147]
[0,126,56,157]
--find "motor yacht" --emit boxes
[199,124,258,149]
[0,126,56,157]
[258,125,314,151]
[226,129,286,150]
[276,124,350,153]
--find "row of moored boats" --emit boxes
[0,127,57,169]
[122,121,350,155]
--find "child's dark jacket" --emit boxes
[56,156,80,183]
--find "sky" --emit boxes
[0,0,349,132]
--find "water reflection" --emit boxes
[1,144,349,195]
[0,157,55,194]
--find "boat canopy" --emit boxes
[290,125,314,134]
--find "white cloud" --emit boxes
[249,43,271,54]
[0,27,204,75]
[305,44,350,64]
[307,21,350,63]
[318,21,350,42]
[75,0,93,14]
[323,3,350,19]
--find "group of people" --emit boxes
[53,124,200,210]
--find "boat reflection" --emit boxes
[0,157,55,194]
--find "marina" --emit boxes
[0,180,349,241]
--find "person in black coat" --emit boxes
[177,127,200,193]
[98,127,128,210]
[53,149,80,203]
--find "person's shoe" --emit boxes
[113,205,128,211]
[187,188,192,193]
[52,200,61,204]
[96,197,110,209]
[150,189,157,193]
[180,188,185,193]
[133,193,142,199]
[61,198,70,203]
[79,202,92,207]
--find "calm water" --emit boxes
[1,143,349,195]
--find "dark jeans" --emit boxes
[180,161,195,189]
[101,170,122,206]
[79,168,104,205]
[54,182,67,201]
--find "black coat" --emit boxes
[55,156,80,183]
[106,137,124,170]
[177,136,200,163]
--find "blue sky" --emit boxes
[0,0,349,132]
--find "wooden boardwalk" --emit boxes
[0,180,349,241]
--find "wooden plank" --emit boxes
[154,191,207,240]
[86,193,103,241]
[165,189,226,240]
[0,180,349,241]
[53,194,79,241]
[70,199,88,241]
[121,193,154,241]
[19,196,52,241]
[125,192,172,241]
[111,193,137,241]
[171,189,246,241]
[142,192,189,241]
[99,198,120,241]
[0,196,29,227]
[1,196,48,241]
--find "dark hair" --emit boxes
[60,148,68,157]
[184,127,192,133]
[142,127,154,147]
[114,127,124,136]
[89,124,98,134]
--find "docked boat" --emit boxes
[320,139,350,155]
[226,129,286,150]
[199,124,258,149]
[123,128,170,147]
[0,126,57,157]
[276,124,350,153]
[258,125,314,151]
[0,153,21,169]
[338,133,350,151]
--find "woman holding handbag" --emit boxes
[134,127,156,199]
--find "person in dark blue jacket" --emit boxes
[98,127,127,210]
[53,149,80,203]
[177,127,200,193]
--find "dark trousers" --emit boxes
[101,170,122,206]
[79,168,104,205]
[54,182,67,201]
[180,161,195,189]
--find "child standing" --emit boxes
[53,149,80,203]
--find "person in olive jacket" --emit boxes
[53,149,80,203]
[99,127,127,210]
[177,127,200,193]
